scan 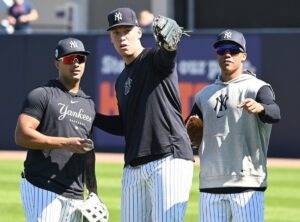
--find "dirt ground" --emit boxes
[1,150,300,167]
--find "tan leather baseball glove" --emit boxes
[185,115,203,148]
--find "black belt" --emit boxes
[200,186,267,194]
[129,153,172,167]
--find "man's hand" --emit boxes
[237,98,265,114]
[19,15,29,23]
[63,138,94,153]
[7,16,16,25]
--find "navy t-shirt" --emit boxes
[21,80,96,199]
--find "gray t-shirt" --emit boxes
[21,80,96,199]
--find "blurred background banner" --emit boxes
[1,32,297,157]
[1,0,299,157]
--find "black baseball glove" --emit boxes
[152,15,190,51]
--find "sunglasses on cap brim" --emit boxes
[216,44,244,56]
[59,54,87,64]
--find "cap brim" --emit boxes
[107,23,136,31]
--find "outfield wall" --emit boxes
[0,32,298,158]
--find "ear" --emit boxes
[242,52,247,62]
[54,60,59,69]
[137,27,142,39]
[109,32,114,44]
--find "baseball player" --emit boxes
[186,29,281,221]
[15,38,97,222]
[93,7,194,222]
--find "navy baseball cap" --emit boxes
[213,29,246,51]
[107,7,139,31]
[55,38,90,59]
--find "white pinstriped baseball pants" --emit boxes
[121,155,194,222]
[199,191,264,222]
[20,178,83,222]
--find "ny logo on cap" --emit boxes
[223,31,232,39]
[69,40,78,48]
[114,11,122,21]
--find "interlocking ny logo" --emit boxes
[69,40,78,48]
[214,94,229,118]
[115,12,122,21]
[223,31,232,39]
[124,77,132,95]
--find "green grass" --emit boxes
[0,160,299,222]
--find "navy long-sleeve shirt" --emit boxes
[94,48,194,166]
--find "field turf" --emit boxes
[0,160,299,222]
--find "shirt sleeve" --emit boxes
[185,103,203,123]
[152,47,177,76]
[93,113,124,136]
[21,87,48,121]
[256,85,281,123]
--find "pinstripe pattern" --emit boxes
[121,155,194,222]
[20,178,83,222]
[199,191,264,222]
